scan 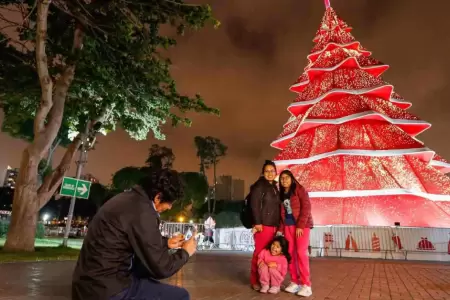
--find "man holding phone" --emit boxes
[72,169,197,300]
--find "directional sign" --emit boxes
[59,177,92,199]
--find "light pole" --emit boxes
[62,147,88,247]
[62,122,94,247]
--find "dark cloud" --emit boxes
[225,15,277,62]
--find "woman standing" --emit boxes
[250,160,280,291]
[278,170,313,297]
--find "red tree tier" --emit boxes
[272,2,450,227]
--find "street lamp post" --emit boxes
[62,147,88,247]
[62,122,95,247]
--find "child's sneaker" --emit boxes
[252,284,261,291]
[268,286,280,294]
[284,282,300,294]
[297,285,313,297]
[260,285,270,293]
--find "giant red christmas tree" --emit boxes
[272,1,450,227]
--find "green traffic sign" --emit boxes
[59,177,92,199]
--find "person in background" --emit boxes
[250,160,280,291]
[204,225,214,244]
[72,169,197,300]
[278,169,313,297]
[257,236,291,294]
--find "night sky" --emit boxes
[1,0,450,190]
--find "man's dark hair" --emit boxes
[139,169,184,203]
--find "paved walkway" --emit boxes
[0,252,449,300]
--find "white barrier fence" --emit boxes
[162,223,450,262]
[307,225,450,261]
[160,222,205,239]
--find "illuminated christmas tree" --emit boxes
[272,0,450,227]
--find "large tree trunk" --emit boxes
[4,149,40,251]
[4,135,82,252]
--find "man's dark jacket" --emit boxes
[72,186,189,300]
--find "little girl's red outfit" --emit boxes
[257,249,288,292]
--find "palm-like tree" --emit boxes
[194,136,227,214]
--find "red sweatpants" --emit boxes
[250,226,277,285]
[284,226,311,286]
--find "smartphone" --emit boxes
[184,225,199,241]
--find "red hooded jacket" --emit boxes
[278,183,313,232]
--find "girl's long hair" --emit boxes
[278,169,300,200]
[265,235,291,263]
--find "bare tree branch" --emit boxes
[33,0,53,136]
[37,133,83,208]
[23,0,38,26]
[35,23,85,157]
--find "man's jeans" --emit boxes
[110,277,190,300]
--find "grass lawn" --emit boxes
[0,237,82,263]
[0,246,80,263]
[0,237,83,249]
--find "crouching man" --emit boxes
[72,169,197,300]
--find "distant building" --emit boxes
[2,166,19,189]
[0,164,6,187]
[214,175,245,201]
[81,173,99,184]
[215,175,232,200]
[232,179,245,200]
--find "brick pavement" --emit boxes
[0,252,449,300]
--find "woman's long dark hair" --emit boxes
[278,169,300,200]
[265,236,291,263]
[261,160,277,175]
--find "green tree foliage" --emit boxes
[111,167,146,191]
[0,0,219,251]
[1,115,72,148]
[179,172,208,209]
[146,144,175,170]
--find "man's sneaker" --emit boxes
[252,284,261,291]
[260,285,270,293]
[284,282,300,294]
[268,286,280,294]
[297,285,313,297]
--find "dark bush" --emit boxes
[215,211,242,228]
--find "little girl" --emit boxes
[257,236,290,294]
